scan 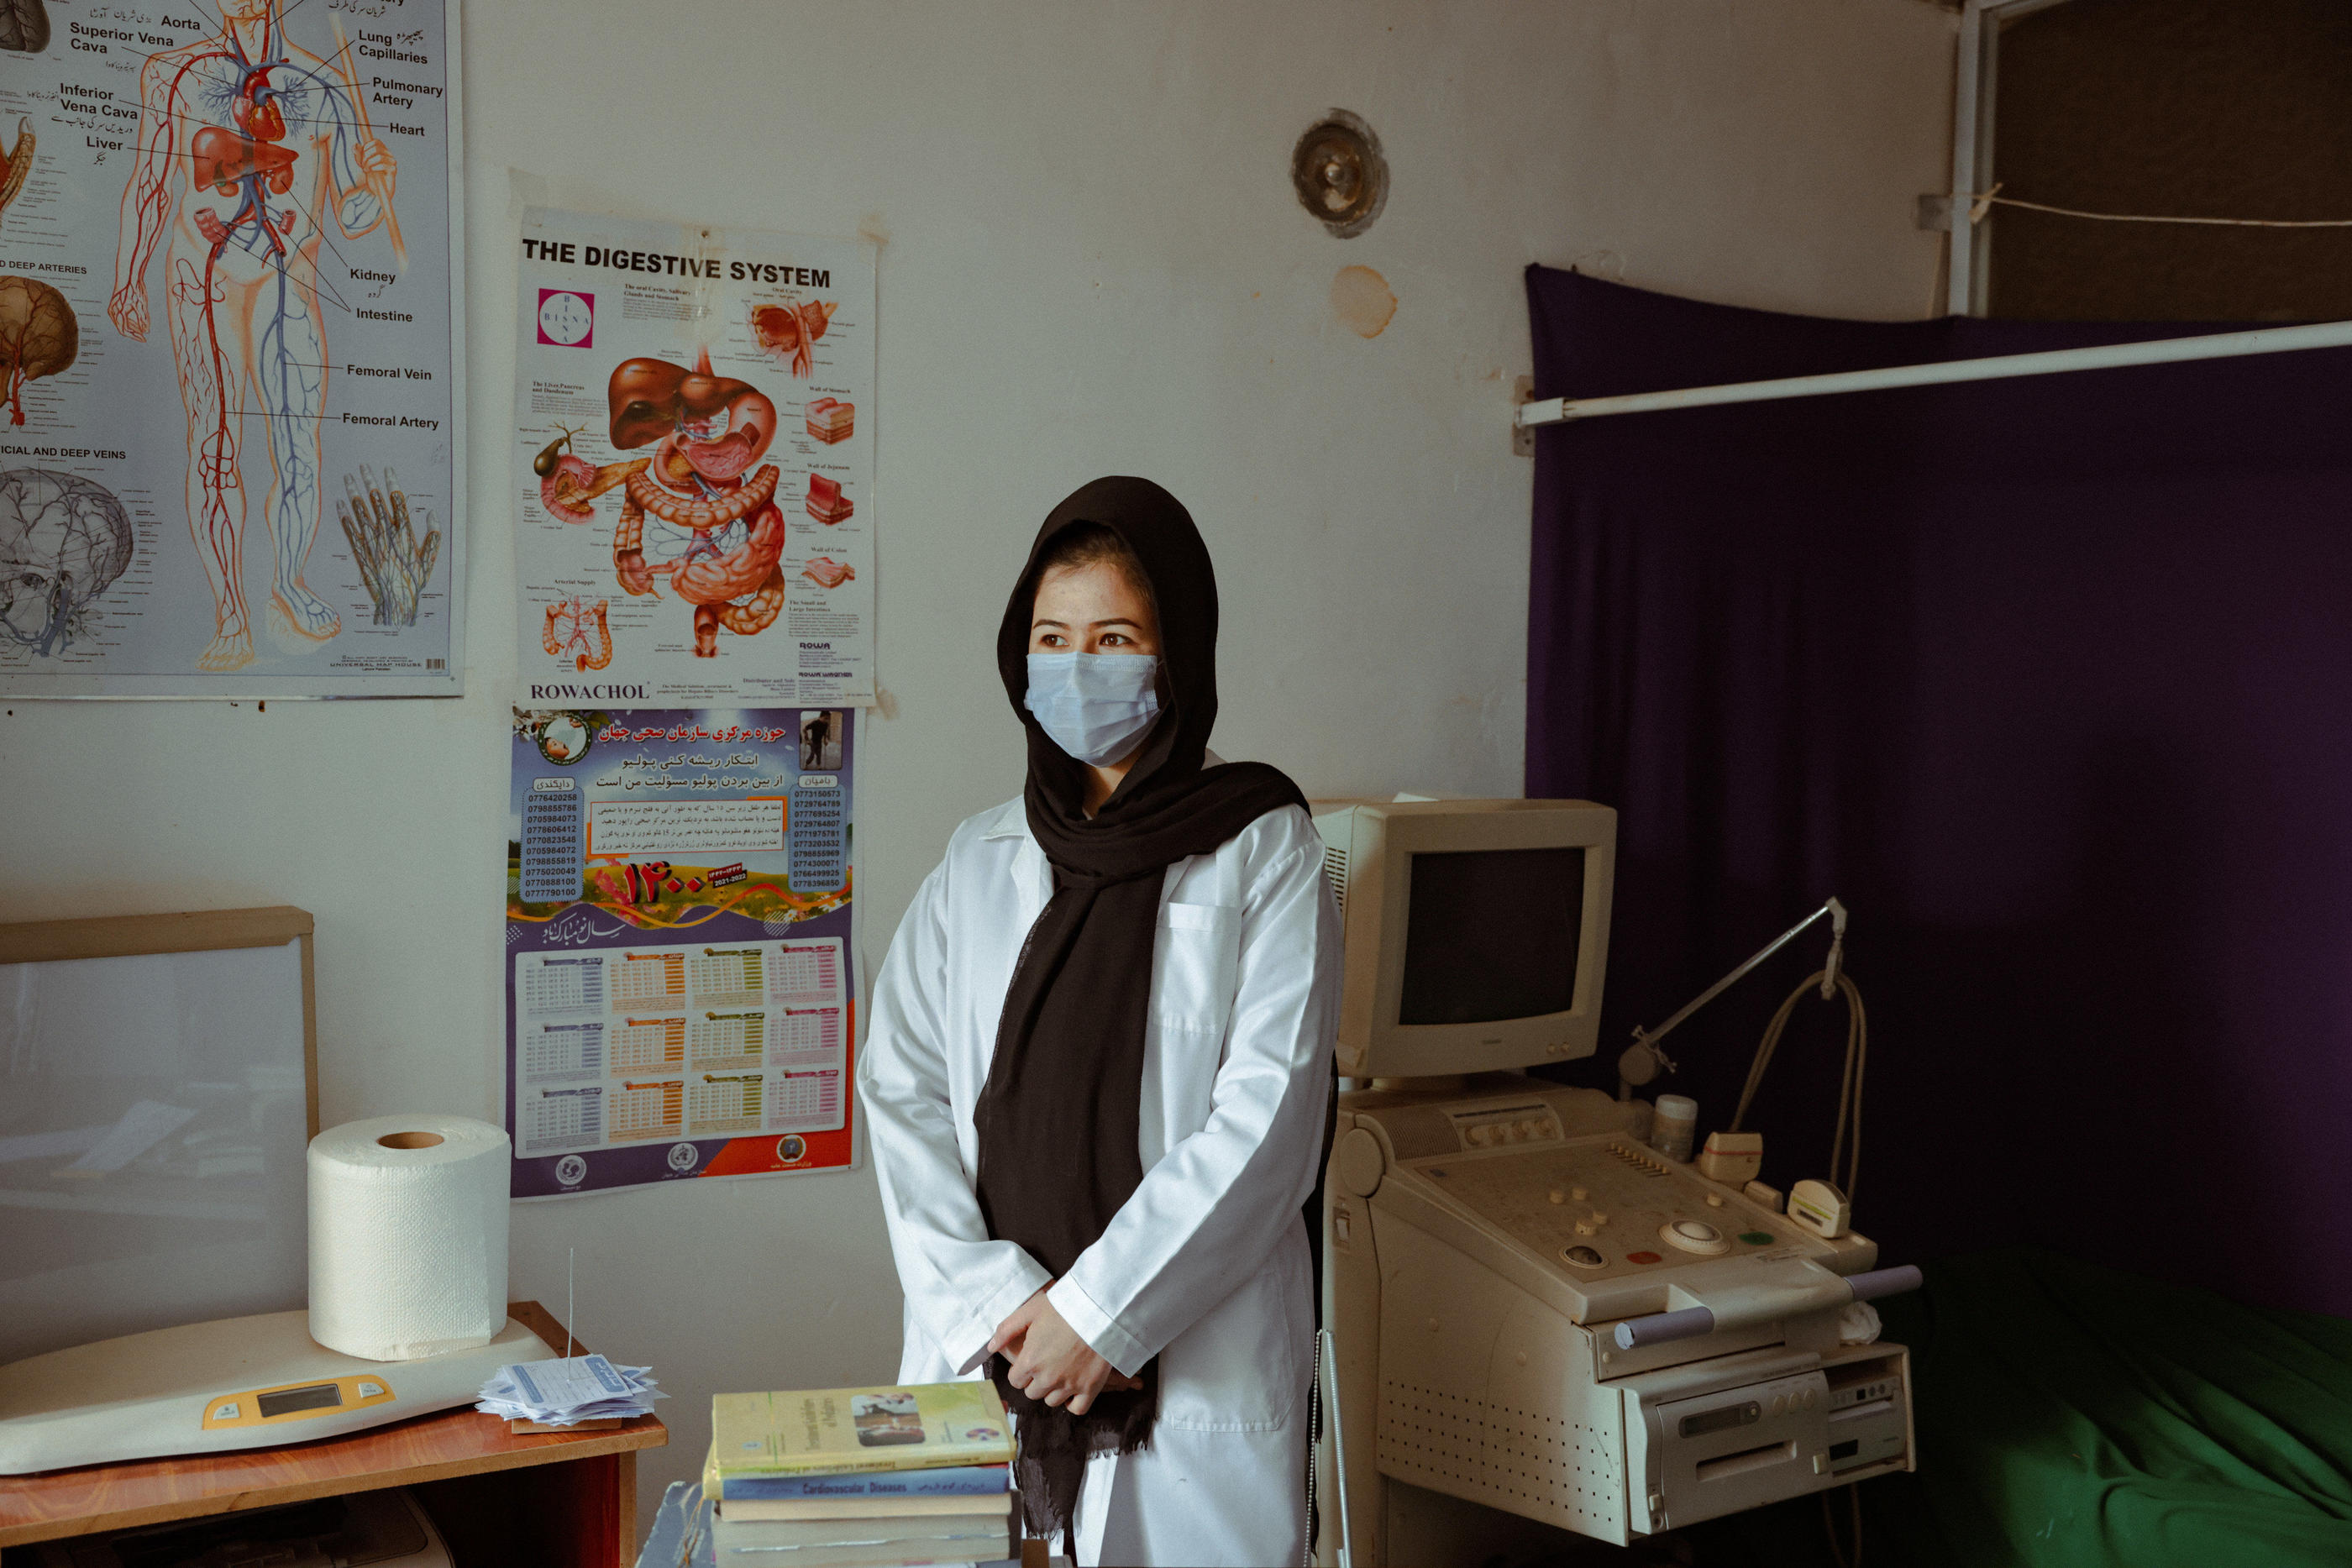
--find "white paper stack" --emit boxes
[475,1353,665,1426]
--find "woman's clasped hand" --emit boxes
[986,1283,1143,1415]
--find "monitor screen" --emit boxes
[1398,847,1585,1025]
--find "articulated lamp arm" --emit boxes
[1616,897,1848,1099]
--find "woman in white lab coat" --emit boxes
[859,476,1341,1567]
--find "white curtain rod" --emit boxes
[1515,317,2352,427]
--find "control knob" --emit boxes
[1661,1218,1732,1256]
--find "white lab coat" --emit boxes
[859,794,1341,1568]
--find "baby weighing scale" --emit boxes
[0,1312,555,1473]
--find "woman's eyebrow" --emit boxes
[1089,616,1142,629]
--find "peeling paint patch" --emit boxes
[1332,265,1397,338]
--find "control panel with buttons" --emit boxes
[1407,1132,1816,1290]
[198,1371,398,1430]
[1328,1080,1913,1555]
[1445,1102,1566,1151]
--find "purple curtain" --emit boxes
[1525,267,2352,1315]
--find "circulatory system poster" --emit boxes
[514,207,874,708]
[506,706,856,1197]
[0,0,465,696]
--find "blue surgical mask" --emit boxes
[1026,653,1162,766]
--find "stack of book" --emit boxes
[703,1382,1017,1565]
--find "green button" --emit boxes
[1740,1231,1775,1245]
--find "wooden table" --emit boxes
[0,1303,664,1565]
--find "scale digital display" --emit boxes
[257,1382,345,1419]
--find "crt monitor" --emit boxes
[1310,798,1615,1078]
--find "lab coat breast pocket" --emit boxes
[1152,902,1240,1036]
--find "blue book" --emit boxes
[717,1464,1011,1501]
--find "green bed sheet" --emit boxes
[1860,1249,2352,1568]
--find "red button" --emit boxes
[1626,1251,1662,1264]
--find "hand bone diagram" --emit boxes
[534,349,796,658]
[338,467,438,627]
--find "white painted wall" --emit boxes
[0,0,1953,1522]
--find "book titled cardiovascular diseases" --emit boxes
[708,1382,1015,1494]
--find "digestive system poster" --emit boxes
[0,0,464,696]
[515,208,874,708]
[506,706,856,1196]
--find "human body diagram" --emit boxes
[540,350,787,659]
[108,1,397,671]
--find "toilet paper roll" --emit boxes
[308,1114,510,1361]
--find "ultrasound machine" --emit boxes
[1310,799,1917,1565]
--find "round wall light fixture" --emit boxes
[1292,110,1388,239]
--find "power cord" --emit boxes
[1735,975,1869,1568]
[1729,968,1867,1207]
[1821,1483,1863,1568]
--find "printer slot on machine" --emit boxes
[1311,800,1918,1563]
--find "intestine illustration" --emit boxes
[748,299,837,378]
[801,555,854,589]
[0,469,134,657]
[543,595,612,671]
[0,276,78,427]
[535,349,788,658]
[0,119,33,231]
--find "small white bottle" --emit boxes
[1651,1094,1698,1162]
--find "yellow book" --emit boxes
[710,1382,1014,1477]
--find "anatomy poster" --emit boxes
[514,207,874,708]
[506,706,857,1197]
[0,0,464,696]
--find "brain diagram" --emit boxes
[0,469,134,656]
[0,1,49,55]
[0,275,77,427]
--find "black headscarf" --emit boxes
[973,477,1307,1546]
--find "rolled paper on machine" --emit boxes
[1612,1261,1923,1350]
[308,1114,511,1361]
